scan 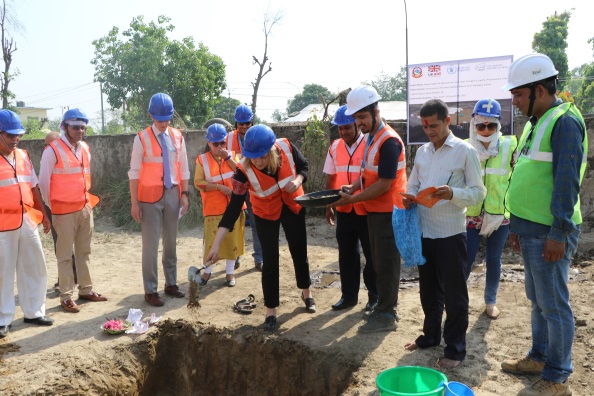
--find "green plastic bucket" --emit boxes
[376,366,448,396]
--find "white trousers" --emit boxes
[0,216,48,325]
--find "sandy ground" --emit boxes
[0,216,593,395]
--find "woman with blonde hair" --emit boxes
[205,124,315,331]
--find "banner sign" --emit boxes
[407,55,514,145]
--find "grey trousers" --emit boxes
[140,188,180,294]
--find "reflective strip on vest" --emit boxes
[201,153,235,183]
[365,128,406,172]
[523,105,567,162]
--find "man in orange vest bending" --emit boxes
[39,108,106,313]
[324,105,378,311]
[128,93,190,307]
[332,85,407,333]
[1,110,53,339]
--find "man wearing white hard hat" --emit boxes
[40,108,106,313]
[332,85,407,333]
[500,53,586,396]
[1,110,53,339]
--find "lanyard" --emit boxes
[361,122,385,170]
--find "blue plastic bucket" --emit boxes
[376,366,448,396]
[443,381,474,396]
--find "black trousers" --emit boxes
[254,205,311,309]
[416,233,469,361]
[336,210,377,302]
[367,212,400,316]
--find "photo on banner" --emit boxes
[407,55,514,145]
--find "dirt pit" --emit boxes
[138,320,357,395]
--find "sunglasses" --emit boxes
[476,123,498,132]
[210,141,226,147]
[237,122,252,126]
[69,125,86,131]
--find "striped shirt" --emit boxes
[407,132,486,239]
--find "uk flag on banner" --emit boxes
[428,65,441,72]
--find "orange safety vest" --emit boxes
[137,127,183,203]
[361,125,407,212]
[0,149,43,231]
[48,139,100,215]
[196,151,245,216]
[328,137,367,215]
[242,138,304,220]
[226,130,243,159]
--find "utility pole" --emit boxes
[100,82,105,134]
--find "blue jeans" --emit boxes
[519,227,579,383]
[465,225,509,304]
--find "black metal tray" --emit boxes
[295,189,341,208]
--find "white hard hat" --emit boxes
[502,53,558,91]
[344,85,382,115]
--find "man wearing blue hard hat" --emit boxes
[0,110,53,338]
[226,104,263,271]
[128,93,190,307]
[40,108,106,313]
[323,104,378,312]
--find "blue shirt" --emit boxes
[510,99,585,242]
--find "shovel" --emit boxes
[188,260,215,283]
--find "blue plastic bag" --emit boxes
[392,205,426,267]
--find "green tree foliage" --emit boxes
[91,15,226,130]
[532,10,571,90]
[271,109,286,122]
[286,84,334,115]
[212,96,241,123]
[364,67,408,101]
[574,37,594,114]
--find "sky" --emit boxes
[9,0,594,129]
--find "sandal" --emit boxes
[301,291,316,313]
[233,295,256,314]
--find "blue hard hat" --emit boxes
[0,110,26,135]
[331,105,356,126]
[149,93,174,121]
[234,104,253,123]
[206,123,228,142]
[242,125,276,159]
[62,108,89,124]
[472,99,501,119]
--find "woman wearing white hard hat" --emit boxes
[205,124,314,331]
[193,124,245,287]
[465,99,517,319]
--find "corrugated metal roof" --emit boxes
[282,101,408,123]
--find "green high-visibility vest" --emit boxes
[467,135,517,217]
[506,102,587,226]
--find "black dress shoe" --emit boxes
[364,299,378,312]
[24,316,54,326]
[332,298,358,310]
[0,324,11,338]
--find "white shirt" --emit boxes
[322,133,365,175]
[407,132,486,239]
[38,134,84,207]
[127,124,190,183]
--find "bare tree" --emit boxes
[250,8,284,115]
[1,0,22,109]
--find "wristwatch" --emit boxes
[224,155,232,161]
[181,190,190,197]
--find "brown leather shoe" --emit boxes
[144,292,165,307]
[164,285,185,298]
[78,291,108,302]
[61,298,80,313]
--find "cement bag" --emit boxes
[392,205,426,267]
